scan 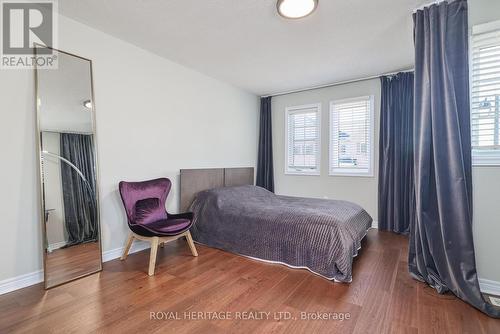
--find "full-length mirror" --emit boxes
[35,45,102,289]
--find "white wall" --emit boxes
[272,79,380,219]
[0,15,259,282]
[469,0,500,283]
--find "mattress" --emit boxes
[190,185,373,282]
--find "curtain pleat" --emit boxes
[410,0,499,317]
[378,72,415,234]
[256,97,274,192]
[60,133,98,246]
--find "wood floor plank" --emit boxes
[385,260,419,329]
[351,247,401,334]
[0,230,499,334]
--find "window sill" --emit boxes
[329,167,374,177]
[472,150,500,167]
[329,172,374,178]
[285,170,321,176]
[473,162,500,167]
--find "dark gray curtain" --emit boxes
[256,96,274,192]
[378,72,414,234]
[60,133,98,246]
[411,0,499,317]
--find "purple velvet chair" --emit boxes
[118,178,198,275]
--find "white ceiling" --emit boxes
[59,0,429,96]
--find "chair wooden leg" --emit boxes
[148,237,160,276]
[185,231,198,257]
[120,233,134,260]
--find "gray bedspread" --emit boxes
[190,185,372,282]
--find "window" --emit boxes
[285,103,321,175]
[471,21,500,165]
[330,96,374,176]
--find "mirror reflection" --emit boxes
[36,46,102,288]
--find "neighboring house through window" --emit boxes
[330,96,374,176]
[285,103,321,175]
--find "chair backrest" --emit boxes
[119,178,171,225]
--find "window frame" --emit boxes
[284,103,322,176]
[329,95,375,177]
[470,20,500,166]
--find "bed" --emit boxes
[180,168,373,282]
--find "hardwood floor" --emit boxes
[45,242,101,287]
[1,230,499,333]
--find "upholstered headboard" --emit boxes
[179,167,254,211]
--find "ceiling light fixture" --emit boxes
[277,0,318,19]
[83,100,92,109]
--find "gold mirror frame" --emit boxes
[34,44,103,289]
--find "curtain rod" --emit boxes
[413,0,453,13]
[261,67,414,98]
[41,129,94,135]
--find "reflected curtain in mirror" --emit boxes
[60,133,97,246]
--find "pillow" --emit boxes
[133,198,164,225]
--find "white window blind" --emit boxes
[471,22,500,165]
[285,104,321,175]
[330,96,374,176]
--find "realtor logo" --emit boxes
[1,0,58,69]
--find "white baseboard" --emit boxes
[0,270,44,295]
[0,240,151,295]
[479,278,500,296]
[101,240,150,262]
[371,220,379,229]
[47,241,67,253]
